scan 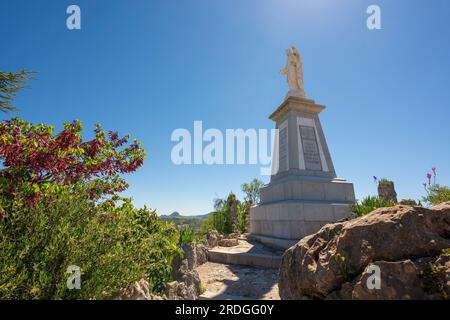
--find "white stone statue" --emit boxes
[280,46,306,98]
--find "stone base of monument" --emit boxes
[249,176,355,250]
[249,200,352,250]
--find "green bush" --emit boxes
[237,202,247,233]
[178,226,196,244]
[200,193,235,236]
[0,187,179,299]
[423,185,450,206]
[351,196,396,217]
[209,209,233,235]
[377,178,393,184]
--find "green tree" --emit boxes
[0,70,32,113]
[422,167,450,206]
[241,178,264,205]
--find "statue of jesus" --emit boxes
[280,47,306,98]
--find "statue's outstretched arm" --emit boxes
[280,67,287,75]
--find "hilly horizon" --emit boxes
[159,211,211,220]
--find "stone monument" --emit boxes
[249,47,355,249]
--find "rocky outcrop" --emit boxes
[168,258,202,300]
[178,242,208,270]
[165,281,198,300]
[196,243,208,266]
[377,181,398,202]
[279,202,450,300]
[399,199,418,206]
[205,229,240,248]
[116,241,208,300]
[205,229,222,248]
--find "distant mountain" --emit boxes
[159,211,210,220]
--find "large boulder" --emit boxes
[279,202,450,300]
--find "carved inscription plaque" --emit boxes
[299,125,322,171]
[279,127,288,172]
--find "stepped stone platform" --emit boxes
[207,238,283,269]
[197,262,280,300]
[196,237,282,300]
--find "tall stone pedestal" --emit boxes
[249,96,355,250]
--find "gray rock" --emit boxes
[218,238,239,247]
[114,279,163,300]
[279,202,450,300]
[165,281,197,300]
[206,229,221,248]
[196,244,208,266]
[377,181,398,202]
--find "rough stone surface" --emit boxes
[218,238,239,247]
[196,262,280,300]
[229,196,239,227]
[166,241,208,300]
[180,242,196,270]
[279,202,450,300]
[399,199,418,206]
[196,244,208,266]
[114,279,163,300]
[206,229,222,248]
[377,181,398,202]
[228,232,241,239]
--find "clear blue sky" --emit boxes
[1,0,449,215]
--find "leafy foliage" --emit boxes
[201,179,264,235]
[0,70,32,113]
[241,178,263,205]
[0,117,145,205]
[0,188,179,299]
[351,196,396,217]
